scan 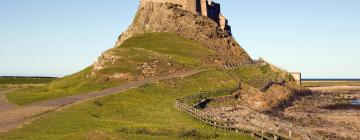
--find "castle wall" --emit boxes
[186,0,200,14]
[207,2,220,24]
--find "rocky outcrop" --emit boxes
[115,1,251,64]
[91,0,252,78]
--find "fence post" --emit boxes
[273,135,278,140]
[289,123,292,138]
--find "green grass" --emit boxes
[0,70,253,140]
[227,64,291,89]
[99,32,215,75]
[5,32,215,105]
[0,77,56,85]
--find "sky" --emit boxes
[0,0,359,78]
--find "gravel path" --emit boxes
[0,69,206,133]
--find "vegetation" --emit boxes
[0,77,56,85]
[227,64,290,89]
[0,70,253,140]
[5,33,215,105]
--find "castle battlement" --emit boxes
[140,0,231,34]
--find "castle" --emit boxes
[140,0,231,34]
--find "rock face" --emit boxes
[92,0,252,77]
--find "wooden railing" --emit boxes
[175,91,293,140]
[218,61,266,70]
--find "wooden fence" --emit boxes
[218,61,266,70]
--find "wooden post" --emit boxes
[273,135,278,140]
[289,123,292,138]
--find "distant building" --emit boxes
[291,73,302,85]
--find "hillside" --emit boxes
[1,0,304,139]
[1,69,256,140]
[1,65,293,139]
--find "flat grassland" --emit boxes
[0,77,56,85]
[0,77,56,91]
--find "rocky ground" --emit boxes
[204,86,360,140]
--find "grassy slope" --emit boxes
[0,70,253,140]
[6,33,215,105]
[228,64,292,88]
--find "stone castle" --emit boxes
[140,0,231,34]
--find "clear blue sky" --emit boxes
[0,0,359,78]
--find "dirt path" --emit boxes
[0,69,206,133]
[0,89,17,112]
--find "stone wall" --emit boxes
[207,2,220,24]
[186,0,200,13]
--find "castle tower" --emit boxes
[139,0,231,33]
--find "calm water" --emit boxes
[323,99,360,110]
[352,100,360,105]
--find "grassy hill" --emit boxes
[0,69,254,140]
[5,33,215,105]
[0,65,288,140]
[1,32,293,139]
